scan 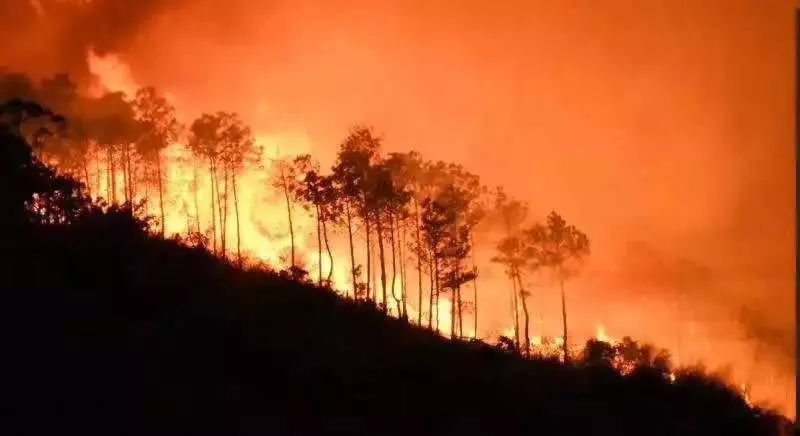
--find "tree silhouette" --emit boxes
[440,163,483,338]
[525,211,590,364]
[35,74,85,180]
[0,99,90,231]
[417,161,454,329]
[133,87,181,237]
[382,151,427,324]
[294,154,328,286]
[0,74,99,197]
[188,111,256,260]
[85,92,140,204]
[466,193,487,338]
[368,162,393,312]
[189,113,224,253]
[581,339,617,368]
[491,188,529,353]
[420,196,448,332]
[579,336,672,378]
[217,113,258,265]
[380,154,414,318]
[0,98,66,156]
[333,126,382,300]
[271,157,300,274]
[318,173,339,284]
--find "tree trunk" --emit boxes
[232,173,242,266]
[127,144,135,202]
[414,198,423,326]
[450,279,457,340]
[370,238,377,302]
[389,213,401,316]
[457,282,463,339]
[156,152,166,237]
[399,223,408,320]
[470,233,479,338]
[515,267,530,357]
[193,165,201,235]
[559,271,569,365]
[95,149,101,200]
[282,175,296,272]
[217,167,228,257]
[375,213,388,313]
[111,148,117,204]
[316,204,322,286]
[433,256,440,333]
[511,272,520,351]
[122,144,129,203]
[364,215,372,301]
[345,205,357,298]
[107,147,116,204]
[454,257,463,339]
[322,215,333,284]
[209,161,217,254]
[428,257,434,329]
[143,164,150,218]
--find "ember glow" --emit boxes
[1,0,794,417]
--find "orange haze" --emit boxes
[2,0,795,416]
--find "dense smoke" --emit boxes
[1,0,794,415]
[1,0,178,81]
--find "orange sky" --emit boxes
[2,0,796,416]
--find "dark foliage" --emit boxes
[0,106,795,436]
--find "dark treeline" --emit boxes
[1,71,594,361]
[0,70,179,235]
[0,70,258,259]
[0,96,795,435]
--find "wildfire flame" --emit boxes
[595,324,614,344]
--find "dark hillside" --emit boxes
[0,216,794,435]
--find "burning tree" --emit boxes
[438,163,483,338]
[189,113,224,253]
[491,187,529,354]
[189,111,257,262]
[419,196,448,332]
[133,87,181,236]
[525,211,590,364]
[374,156,412,319]
[383,151,426,324]
[331,126,382,300]
[271,157,300,275]
[294,154,329,287]
[218,113,258,265]
[85,92,141,205]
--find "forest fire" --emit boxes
[0,0,794,423]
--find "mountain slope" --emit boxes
[0,219,793,436]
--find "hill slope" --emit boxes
[0,216,793,436]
